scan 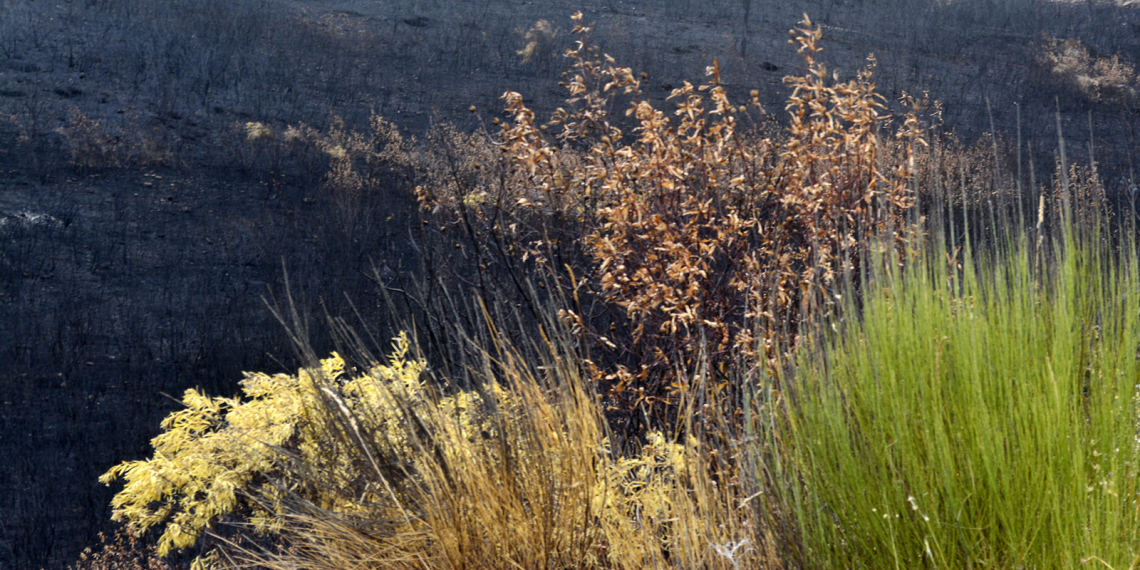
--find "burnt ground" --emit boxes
[0,123,419,567]
[4,0,1140,566]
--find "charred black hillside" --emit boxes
[3,0,1140,566]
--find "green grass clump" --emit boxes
[782,217,1140,568]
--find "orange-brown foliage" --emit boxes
[417,14,922,421]
[70,527,169,570]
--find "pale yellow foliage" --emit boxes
[243,122,274,141]
[517,19,558,64]
[99,334,438,557]
[101,331,756,568]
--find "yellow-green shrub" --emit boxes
[229,332,766,570]
[99,334,441,556]
[102,331,769,569]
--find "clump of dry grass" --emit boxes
[243,310,774,569]
[100,308,776,570]
[1039,35,1139,107]
[59,108,123,169]
[517,19,560,65]
[55,108,175,170]
[242,113,416,229]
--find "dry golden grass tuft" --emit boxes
[517,19,560,65]
[221,326,775,570]
[100,320,777,569]
[232,112,417,228]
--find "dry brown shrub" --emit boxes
[127,124,174,168]
[242,113,416,226]
[70,527,169,570]
[416,14,921,421]
[1039,35,1139,107]
[59,108,123,169]
[1054,161,1108,233]
[517,19,560,66]
[56,108,175,170]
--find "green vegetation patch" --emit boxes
[784,223,1140,569]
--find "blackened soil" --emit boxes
[0,126,418,568]
[4,0,1140,566]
